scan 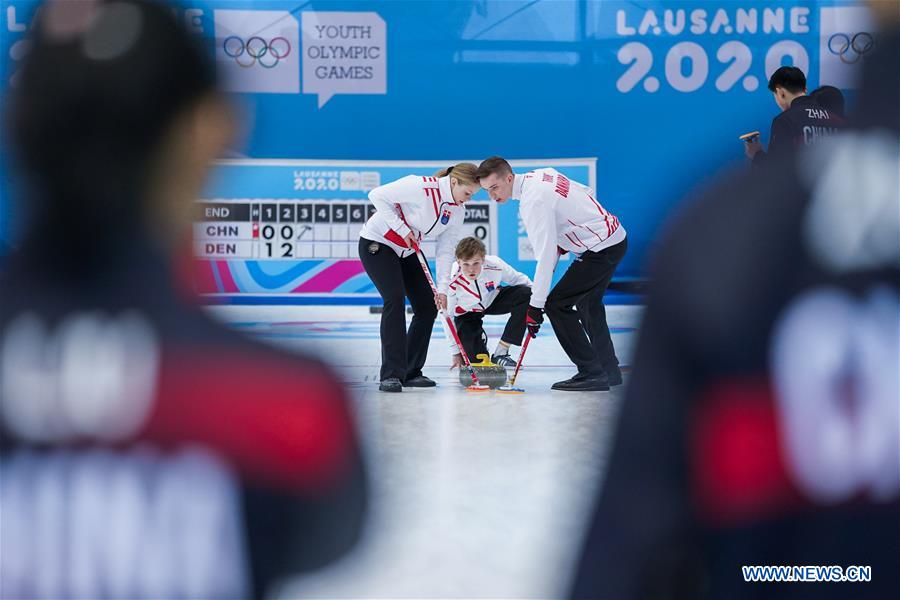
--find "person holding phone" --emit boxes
[744,66,843,166]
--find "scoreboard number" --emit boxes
[279,224,294,258]
[261,224,275,258]
[279,205,296,222]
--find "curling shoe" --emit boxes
[491,354,517,368]
[379,377,403,393]
[551,372,610,392]
[605,368,623,386]
[403,375,436,388]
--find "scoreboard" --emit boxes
[192,159,594,301]
[193,199,492,260]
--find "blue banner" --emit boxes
[1,0,872,284]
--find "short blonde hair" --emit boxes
[455,236,486,260]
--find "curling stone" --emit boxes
[459,353,508,389]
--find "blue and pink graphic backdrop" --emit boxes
[1,1,872,300]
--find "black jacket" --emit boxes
[0,236,368,599]
[753,95,845,167]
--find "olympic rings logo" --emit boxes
[827,32,874,64]
[223,36,291,69]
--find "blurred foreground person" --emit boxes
[571,17,899,600]
[0,2,366,598]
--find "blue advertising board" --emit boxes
[1,1,873,296]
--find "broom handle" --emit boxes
[506,332,532,387]
[411,244,483,387]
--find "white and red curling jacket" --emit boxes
[359,175,465,294]
[514,168,626,309]
[442,255,532,356]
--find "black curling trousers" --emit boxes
[358,237,437,382]
[454,284,532,359]
[545,238,627,376]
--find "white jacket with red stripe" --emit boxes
[359,174,465,293]
[514,168,626,309]
[442,255,532,356]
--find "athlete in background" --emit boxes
[810,84,846,119]
[0,2,367,597]
[746,66,844,166]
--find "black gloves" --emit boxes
[526,305,543,338]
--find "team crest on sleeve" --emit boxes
[440,209,452,225]
[485,281,496,292]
